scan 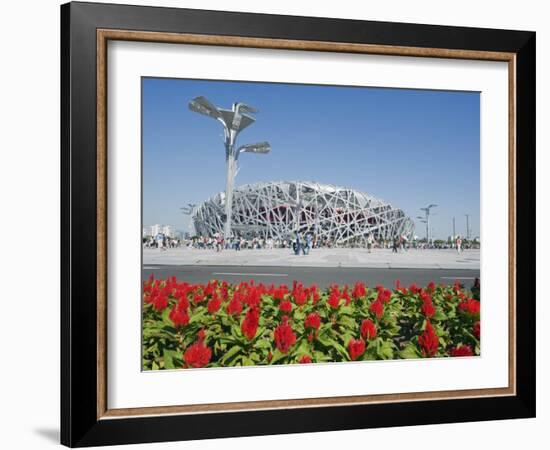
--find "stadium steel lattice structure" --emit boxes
[192,181,414,245]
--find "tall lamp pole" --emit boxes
[452,216,456,241]
[465,214,471,240]
[420,204,437,244]
[189,96,271,238]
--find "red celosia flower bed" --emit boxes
[142,277,480,370]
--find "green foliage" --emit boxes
[142,278,480,370]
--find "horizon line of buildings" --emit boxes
[142,224,187,239]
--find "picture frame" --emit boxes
[60,1,535,447]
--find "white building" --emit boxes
[149,224,162,237]
[162,225,174,238]
[143,224,176,238]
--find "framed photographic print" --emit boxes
[61,1,536,447]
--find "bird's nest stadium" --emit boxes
[192,181,414,245]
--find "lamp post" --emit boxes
[452,216,456,242]
[465,214,471,240]
[189,96,271,239]
[180,203,196,215]
[416,216,427,243]
[419,204,437,244]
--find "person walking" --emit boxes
[294,231,302,255]
[304,232,312,255]
[367,234,373,253]
[156,233,164,251]
[456,236,463,253]
[392,236,399,253]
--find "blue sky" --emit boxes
[142,77,480,239]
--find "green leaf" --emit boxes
[220,345,242,365]
[163,349,180,369]
[161,308,173,326]
[329,339,349,360]
[189,309,206,324]
[242,357,254,366]
[231,324,242,339]
[377,340,394,360]
[270,349,287,364]
[337,316,356,329]
[316,334,332,348]
[254,338,272,350]
[314,351,332,362]
[400,343,421,359]
[339,306,354,316]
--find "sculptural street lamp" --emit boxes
[189,96,271,238]
[419,204,437,244]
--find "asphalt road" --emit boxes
[142,265,480,289]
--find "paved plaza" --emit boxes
[143,247,480,270]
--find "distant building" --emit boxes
[143,224,177,238]
[162,225,174,238]
[150,224,162,237]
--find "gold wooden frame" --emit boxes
[96,29,516,420]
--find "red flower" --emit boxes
[420,290,430,302]
[352,282,367,300]
[327,291,341,309]
[298,355,312,364]
[294,290,308,306]
[150,293,168,311]
[453,281,462,293]
[348,338,366,360]
[274,317,296,353]
[369,299,384,320]
[193,293,206,304]
[360,319,377,340]
[426,281,436,292]
[458,298,481,317]
[273,285,288,301]
[305,312,321,342]
[308,285,320,305]
[169,303,189,327]
[183,340,212,368]
[226,295,243,316]
[304,312,321,330]
[418,321,439,357]
[243,286,262,309]
[175,293,189,310]
[342,286,351,305]
[279,300,293,314]
[377,288,391,304]
[420,291,435,318]
[450,344,474,357]
[207,294,221,314]
[473,321,481,339]
[292,281,308,306]
[421,301,435,318]
[241,308,260,340]
[409,283,421,295]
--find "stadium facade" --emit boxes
[192,181,414,245]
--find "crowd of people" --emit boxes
[143,234,182,251]
[143,232,477,254]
